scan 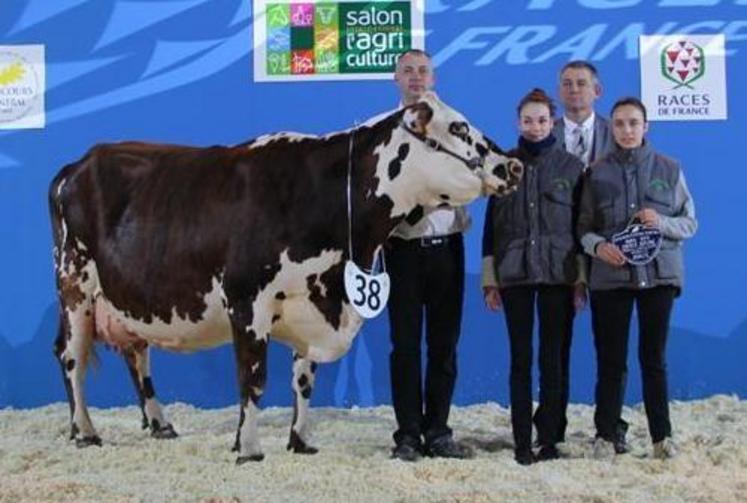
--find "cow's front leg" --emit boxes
[229,303,269,464]
[287,352,319,454]
[123,344,177,439]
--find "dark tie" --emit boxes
[573,126,588,163]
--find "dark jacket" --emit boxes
[482,137,585,288]
[576,141,697,292]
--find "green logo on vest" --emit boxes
[552,177,572,192]
[649,178,671,192]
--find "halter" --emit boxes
[399,120,486,173]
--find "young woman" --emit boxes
[482,88,586,465]
[577,97,697,459]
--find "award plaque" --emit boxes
[610,224,663,266]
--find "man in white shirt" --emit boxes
[385,49,472,462]
[553,60,628,454]
[554,61,613,168]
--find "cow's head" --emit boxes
[399,92,523,207]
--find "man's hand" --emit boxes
[634,208,660,228]
[596,241,627,267]
[483,286,502,311]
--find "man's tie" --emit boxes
[573,126,588,163]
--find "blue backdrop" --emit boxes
[1,0,745,409]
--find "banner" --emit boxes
[253,0,425,81]
[0,45,45,129]
[640,34,727,121]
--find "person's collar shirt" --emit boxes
[563,112,596,166]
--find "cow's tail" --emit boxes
[48,168,68,259]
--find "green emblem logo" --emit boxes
[552,177,572,192]
[649,178,671,192]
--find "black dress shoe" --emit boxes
[614,439,629,454]
[391,442,422,462]
[536,444,560,461]
[514,448,534,466]
[425,436,473,459]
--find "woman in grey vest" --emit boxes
[482,89,586,465]
[577,97,697,460]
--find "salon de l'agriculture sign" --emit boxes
[253,0,424,81]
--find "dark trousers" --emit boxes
[591,287,675,443]
[500,285,574,450]
[558,299,574,442]
[386,234,464,447]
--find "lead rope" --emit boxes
[347,125,355,265]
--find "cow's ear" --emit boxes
[411,102,434,135]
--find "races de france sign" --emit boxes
[0,45,45,129]
[639,34,727,121]
[253,0,425,81]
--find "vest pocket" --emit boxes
[497,241,528,282]
[550,241,575,283]
[591,257,631,284]
[644,190,673,216]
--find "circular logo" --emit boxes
[660,39,705,89]
[0,50,41,124]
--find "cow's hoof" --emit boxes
[151,424,178,439]
[236,453,265,465]
[75,435,102,448]
[287,431,319,455]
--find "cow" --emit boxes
[49,91,523,464]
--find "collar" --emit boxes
[611,139,654,164]
[518,134,557,157]
[563,111,595,132]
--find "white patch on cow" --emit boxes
[239,401,262,458]
[370,136,420,217]
[74,238,88,252]
[58,216,69,270]
[251,362,259,374]
[56,178,67,197]
[260,249,364,363]
[249,132,316,149]
[291,356,315,442]
[95,276,233,352]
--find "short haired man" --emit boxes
[385,49,472,462]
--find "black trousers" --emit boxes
[501,285,574,450]
[386,234,464,447]
[591,286,676,443]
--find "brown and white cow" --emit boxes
[49,92,522,464]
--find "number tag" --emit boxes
[344,261,390,319]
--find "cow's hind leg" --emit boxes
[54,300,100,447]
[122,345,177,439]
[287,352,318,454]
[229,303,269,464]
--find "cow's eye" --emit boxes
[425,138,439,151]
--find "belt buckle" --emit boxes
[421,236,445,247]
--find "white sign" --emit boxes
[0,45,45,129]
[344,260,389,319]
[639,34,726,121]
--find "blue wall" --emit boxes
[1,1,745,409]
